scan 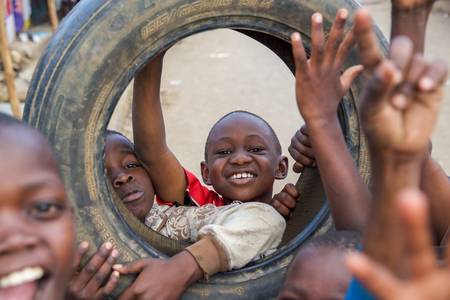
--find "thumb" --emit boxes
[113,259,149,274]
[341,65,364,93]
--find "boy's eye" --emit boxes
[29,202,65,220]
[248,147,265,153]
[216,149,232,155]
[126,163,141,169]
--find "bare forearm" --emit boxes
[364,150,424,274]
[133,56,167,158]
[170,250,204,289]
[307,117,371,232]
[391,6,432,54]
[421,155,450,242]
[132,56,186,203]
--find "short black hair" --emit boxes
[106,129,134,148]
[304,230,361,252]
[204,110,282,160]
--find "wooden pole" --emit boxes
[47,0,59,32]
[0,2,20,119]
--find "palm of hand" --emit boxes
[296,65,344,119]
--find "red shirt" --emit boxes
[156,169,225,207]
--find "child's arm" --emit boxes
[115,203,285,299]
[133,53,187,204]
[421,154,450,243]
[353,9,447,273]
[290,9,370,232]
[389,0,450,243]
[391,0,436,53]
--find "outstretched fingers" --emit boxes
[354,9,383,72]
[323,9,348,67]
[291,32,308,76]
[335,29,356,69]
[310,13,325,70]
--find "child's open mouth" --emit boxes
[0,266,47,300]
[229,172,257,184]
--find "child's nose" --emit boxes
[229,150,252,165]
[113,173,134,188]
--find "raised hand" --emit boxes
[347,188,450,300]
[66,242,120,300]
[291,9,363,123]
[288,125,316,173]
[354,10,448,157]
[271,183,299,218]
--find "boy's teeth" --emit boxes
[0,267,44,288]
[231,172,254,179]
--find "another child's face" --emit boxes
[104,134,155,221]
[278,247,352,300]
[203,114,285,203]
[0,131,76,300]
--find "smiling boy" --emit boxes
[0,112,76,300]
[104,129,285,299]
[132,53,289,210]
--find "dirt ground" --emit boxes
[109,0,450,193]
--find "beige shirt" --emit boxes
[145,201,286,274]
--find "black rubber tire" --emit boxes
[23,0,387,298]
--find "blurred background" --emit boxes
[0,0,449,194]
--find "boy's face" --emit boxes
[278,246,352,300]
[0,129,76,300]
[104,133,155,221]
[202,113,287,204]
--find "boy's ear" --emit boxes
[200,161,212,185]
[275,155,289,180]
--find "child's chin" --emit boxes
[224,191,259,203]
